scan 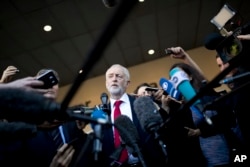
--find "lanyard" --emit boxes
[58,125,66,144]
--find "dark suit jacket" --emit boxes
[0,121,86,167]
[98,95,168,167]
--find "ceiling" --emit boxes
[1,0,250,87]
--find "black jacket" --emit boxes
[97,95,168,167]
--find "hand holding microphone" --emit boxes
[169,67,213,125]
[169,67,198,103]
[158,77,183,114]
[159,77,182,101]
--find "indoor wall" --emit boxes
[57,46,228,106]
[56,46,230,133]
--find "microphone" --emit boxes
[0,121,37,141]
[133,96,163,133]
[100,92,109,105]
[133,96,168,159]
[114,115,147,167]
[100,92,110,115]
[91,108,109,161]
[159,77,182,100]
[204,32,225,50]
[70,105,95,115]
[0,88,111,126]
[102,0,117,8]
[219,71,250,84]
[169,67,200,104]
[169,67,213,125]
[0,88,66,124]
[90,108,109,128]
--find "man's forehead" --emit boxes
[107,67,123,74]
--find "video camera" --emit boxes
[209,3,250,70]
[205,4,250,76]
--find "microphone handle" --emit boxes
[153,131,168,162]
[93,124,102,161]
[133,144,148,167]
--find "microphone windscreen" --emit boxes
[0,88,62,124]
[0,121,37,141]
[114,115,140,147]
[100,92,110,115]
[159,77,182,100]
[90,109,108,129]
[133,96,163,132]
[100,92,108,103]
[169,67,198,103]
[204,32,225,50]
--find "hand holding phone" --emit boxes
[36,70,58,89]
[145,87,159,92]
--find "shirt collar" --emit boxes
[110,93,129,107]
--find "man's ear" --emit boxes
[126,80,130,86]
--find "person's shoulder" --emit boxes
[62,121,82,132]
[127,93,136,101]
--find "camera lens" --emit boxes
[217,36,242,63]
[224,38,242,57]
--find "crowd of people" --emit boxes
[1,19,250,167]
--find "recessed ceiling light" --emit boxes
[139,0,144,2]
[43,25,52,32]
[148,49,155,55]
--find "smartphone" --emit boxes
[145,87,159,92]
[36,70,58,89]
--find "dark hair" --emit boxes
[215,54,220,58]
[169,63,206,91]
[134,82,151,94]
[36,68,60,82]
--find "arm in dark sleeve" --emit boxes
[0,121,37,142]
[197,107,236,138]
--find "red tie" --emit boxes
[114,100,128,163]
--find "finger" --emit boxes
[4,71,16,76]
[62,145,74,156]
[7,68,18,72]
[57,143,69,153]
[28,80,45,88]
[62,149,75,166]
